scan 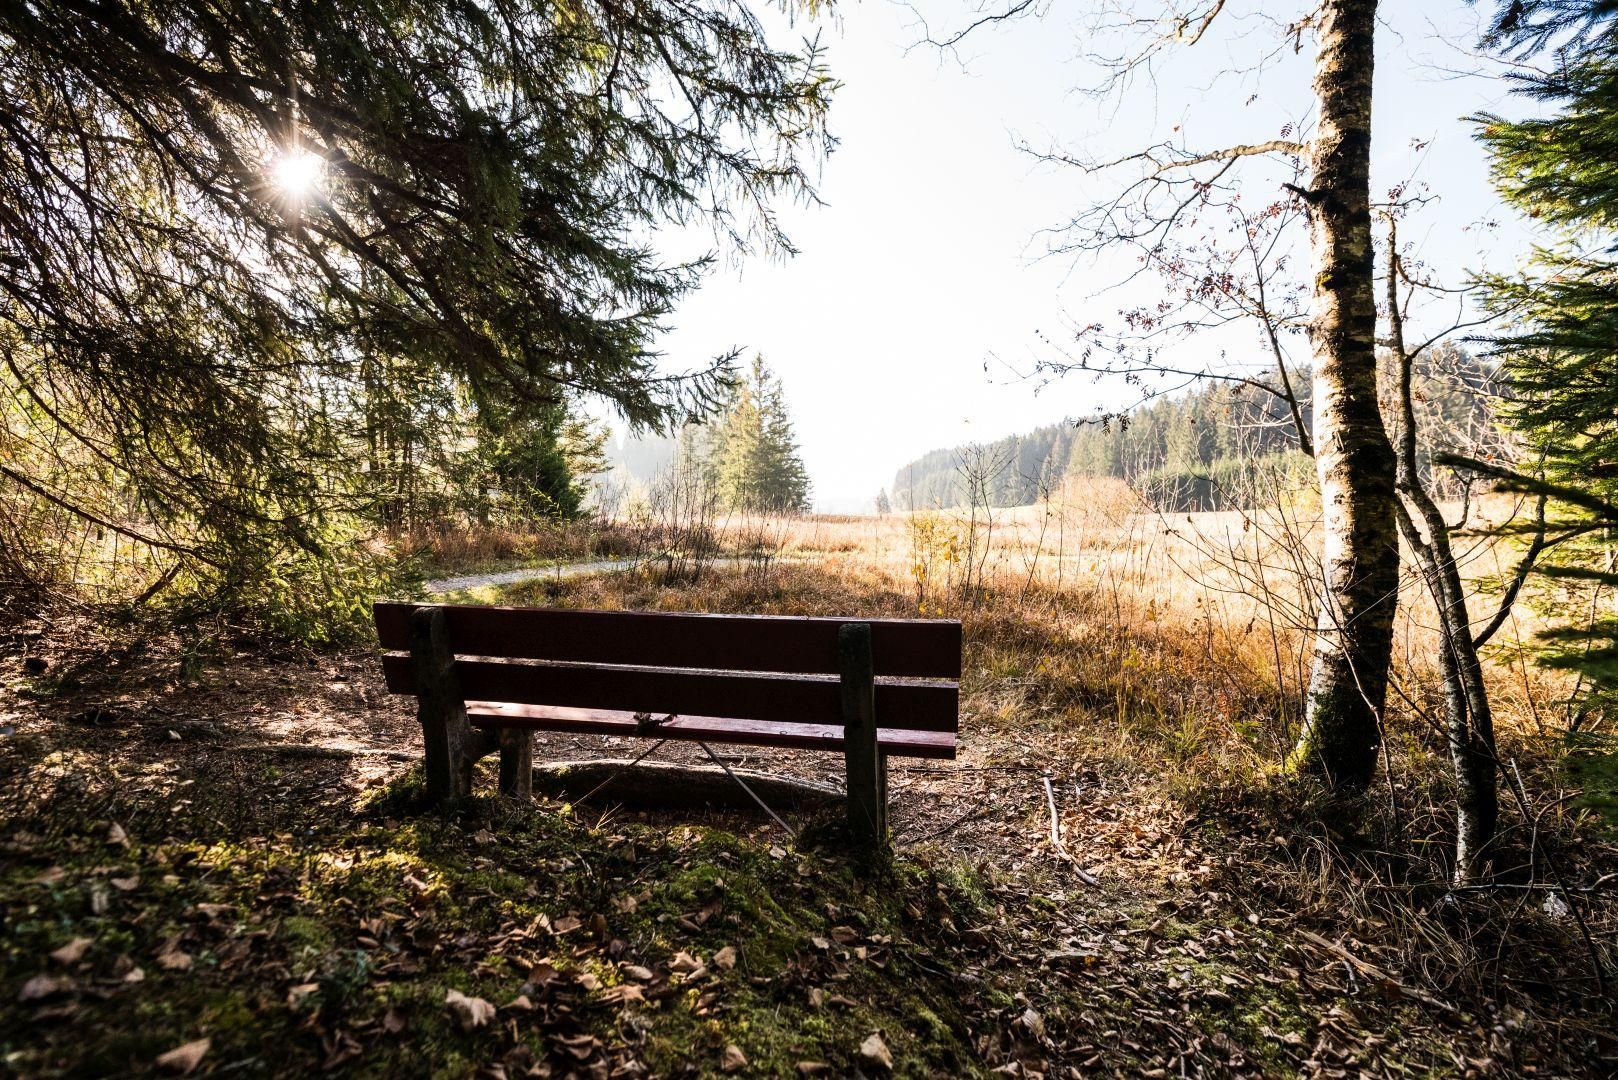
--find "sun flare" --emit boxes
[269,147,324,200]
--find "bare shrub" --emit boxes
[631,455,723,584]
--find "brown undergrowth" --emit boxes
[2,552,1616,1076]
[501,557,1618,1063]
[392,521,648,578]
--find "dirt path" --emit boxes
[425,557,640,593]
[426,555,808,595]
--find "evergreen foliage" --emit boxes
[895,355,1496,512]
[0,0,833,629]
[687,356,811,513]
[355,357,604,528]
[466,399,608,523]
[1475,0,1618,703]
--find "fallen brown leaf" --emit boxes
[286,982,320,1007]
[604,983,645,1004]
[156,948,193,972]
[859,1032,892,1071]
[18,974,72,1002]
[556,1033,600,1061]
[155,1038,210,1074]
[50,938,92,966]
[444,989,495,1031]
[670,951,704,974]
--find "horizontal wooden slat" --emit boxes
[465,703,956,760]
[374,602,960,679]
[380,654,958,733]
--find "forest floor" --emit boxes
[3,541,1617,1077]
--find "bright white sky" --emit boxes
[619,0,1537,512]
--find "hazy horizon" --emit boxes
[596,0,1539,513]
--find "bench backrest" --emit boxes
[374,602,961,732]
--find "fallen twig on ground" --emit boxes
[1294,929,1459,1017]
[1043,774,1099,886]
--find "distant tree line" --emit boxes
[893,346,1498,512]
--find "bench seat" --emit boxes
[374,601,962,848]
[464,702,957,759]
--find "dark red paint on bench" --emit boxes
[380,653,957,734]
[375,601,963,815]
[374,602,961,679]
[462,703,956,759]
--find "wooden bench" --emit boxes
[373,602,961,846]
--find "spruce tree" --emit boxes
[756,369,813,513]
[708,356,810,513]
[1473,1,1618,705]
[0,0,833,613]
[712,373,767,510]
[471,399,606,522]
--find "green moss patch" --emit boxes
[1,775,995,1078]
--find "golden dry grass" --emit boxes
[489,475,1570,804]
[478,494,1618,1024]
[717,477,1574,753]
[391,519,645,573]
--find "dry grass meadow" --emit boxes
[5,477,1618,1076]
[457,477,1618,1000]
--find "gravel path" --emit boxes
[425,553,814,594]
[424,557,640,594]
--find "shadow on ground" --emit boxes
[3,566,1612,1076]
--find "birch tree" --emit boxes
[927,0,1399,788]
[1284,0,1400,789]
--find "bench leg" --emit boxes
[839,622,888,850]
[412,607,481,803]
[497,728,533,800]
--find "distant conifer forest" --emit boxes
[893,346,1499,511]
